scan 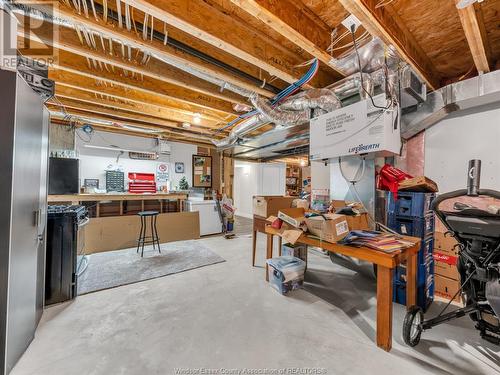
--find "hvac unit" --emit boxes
[310,94,401,160]
[158,139,171,155]
[400,66,427,108]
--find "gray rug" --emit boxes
[77,240,225,295]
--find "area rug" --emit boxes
[77,240,225,295]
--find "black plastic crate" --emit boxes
[387,191,435,218]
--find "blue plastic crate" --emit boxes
[387,213,435,239]
[387,191,435,218]
[393,279,434,312]
[418,237,434,264]
[394,259,434,288]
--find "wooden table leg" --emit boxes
[376,265,394,352]
[265,234,274,281]
[252,230,257,267]
[406,251,417,309]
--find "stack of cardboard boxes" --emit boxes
[434,232,461,303]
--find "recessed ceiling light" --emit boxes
[193,113,201,124]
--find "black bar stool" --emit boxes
[136,211,161,257]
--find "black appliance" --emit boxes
[48,157,79,195]
[45,205,89,305]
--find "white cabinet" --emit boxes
[185,200,222,236]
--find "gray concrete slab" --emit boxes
[11,234,500,375]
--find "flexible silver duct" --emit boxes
[6,1,254,97]
[250,94,310,126]
[332,37,399,76]
[214,89,343,148]
[279,88,342,113]
[327,72,374,99]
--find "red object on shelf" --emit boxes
[376,164,413,199]
[128,172,157,193]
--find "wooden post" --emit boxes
[376,266,393,351]
[406,250,418,309]
[265,234,274,281]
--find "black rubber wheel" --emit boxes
[403,306,424,347]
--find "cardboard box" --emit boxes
[434,252,460,280]
[278,208,306,228]
[305,214,349,243]
[434,274,462,303]
[345,213,370,231]
[253,196,295,218]
[434,231,459,256]
[282,243,307,262]
[398,176,438,193]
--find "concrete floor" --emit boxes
[11,223,500,375]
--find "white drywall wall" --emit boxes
[425,103,500,193]
[233,161,286,218]
[311,160,330,190]
[74,130,197,191]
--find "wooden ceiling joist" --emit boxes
[338,0,441,90]
[51,97,220,136]
[229,0,346,76]
[28,0,274,98]
[52,50,237,115]
[456,1,491,74]
[48,107,216,145]
[54,83,223,130]
[50,70,230,124]
[118,0,334,87]
[18,24,247,106]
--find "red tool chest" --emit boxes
[128,172,157,193]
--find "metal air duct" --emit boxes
[401,69,500,139]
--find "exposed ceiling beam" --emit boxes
[49,49,237,115]
[49,69,230,124]
[94,0,288,92]
[24,0,274,97]
[17,24,247,106]
[338,0,441,90]
[48,107,216,145]
[51,97,219,136]
[118,0,335,87]
[53,83,224,130]
[456,1,491,73]
[229,0,346,76]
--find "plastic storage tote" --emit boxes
[267,256,306,295]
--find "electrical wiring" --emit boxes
[214,58,319,134]
[350,28,392,110]
[338,156,377,225]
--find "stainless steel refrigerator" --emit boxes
[0,69,49,375]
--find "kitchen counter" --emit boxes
[48,192,188,202]
[48,193,189,218]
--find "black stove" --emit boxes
[45,204,89,305]
[48,204,88,221]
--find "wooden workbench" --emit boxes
[265,225,420,352]
[48,193,188,217]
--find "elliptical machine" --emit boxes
[403,160,500,346]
